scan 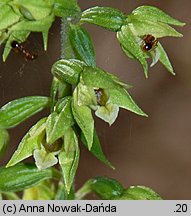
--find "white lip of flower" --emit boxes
[33,145,60,170]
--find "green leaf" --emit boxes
[117,25,148,77]
[46,97,74,144]
[128,19,183,38]
[81,66,127,89]
[157,42,174,75]
[58,128,80,193]
[52,59,85,85]
[72,88,94,150]
[69,25,96,67]
[95,103,119,125]
[118,186,162,200]
[81,129,114,169]
[0,128,9,157]
[7,118,47,167]
[81,6,126,31]
[0,163,54,192]
[12,0,54,20]
[53,0,81,19]
[109,86,147,116]
[132,6,185,26]
[34,148,58,170]
[89,177,124,199]
[0,4,20,30]
[3,30,30,62]
[0,96,49,129]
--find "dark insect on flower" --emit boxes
[11,40,37,61]
[142,34,158,51]
[94,88,109,106]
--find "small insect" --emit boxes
[94,88,109,106]
[11,40,37,61]
[142,34,158,51]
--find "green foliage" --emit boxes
[0,1,185,200]
[69,25,96,66]
[76,176,162,200]
[0,96,49,129]
[118,186,162,200]
[0,163,54,192]
[0,128,9,156]
[81,6,126,31]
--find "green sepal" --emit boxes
[7,118,47,167]
[0,128,9,157]
[0,96,49,129]
[72,87,94,150]
[3,30,30,62]
[10,13,55,32]
[69,25,96,67]
[118,186,162,200]
[109,86,147,117]
[128,19,183,38]
[0,4,20,30]
[117,25,148,77]
[12,0,54,20]
[157,42,174,75]
[52,59,85,85]
[42,30,49,50]
[81,66,128,89]
[0,163,54,192]
[81,6,126,31]
[58,128,80,193]
[131,6,185,26]
[46,97,74,144]
[81,129,114,169]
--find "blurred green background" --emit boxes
[0,0,190,199]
